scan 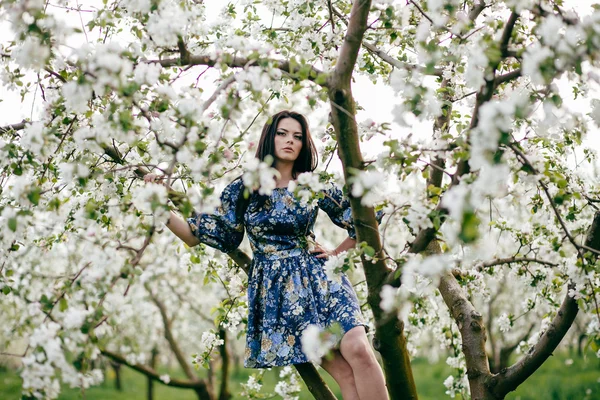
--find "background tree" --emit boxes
[2,1,600,399]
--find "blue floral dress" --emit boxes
[187,178,381,368]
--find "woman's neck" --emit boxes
[274,161,295,187]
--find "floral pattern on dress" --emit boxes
[187,178,384,368]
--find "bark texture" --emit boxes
[327,1,417,398]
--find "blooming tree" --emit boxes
[2,0,600,399]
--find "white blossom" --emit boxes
[147,1,191,47]
[323,252,346,283]
[538,15,564,47]
[123,0,152,13]
[522,43,555,85]
[244,375,262,392]
[242,158,279,195]
[133,62,162,86]
[349,170,386,206]
[496,313,512,333]
[300,324,337,364]
[62,81,93,114]
[20,122,46,157]
[379,284,398,312]
[13,36,50,70]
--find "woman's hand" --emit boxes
[144,173,169,189]
[310,242,338,259]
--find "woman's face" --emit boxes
[273,117,303,164]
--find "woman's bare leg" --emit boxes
[339,326,388,400]
[320,350,360,400]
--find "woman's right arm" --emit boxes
[165,211,200,247]
[144,173,200,247]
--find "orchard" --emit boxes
[1,0,600,399]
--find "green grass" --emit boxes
[0,352,598,399]
[506,354,600,400]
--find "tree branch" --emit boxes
[295,364,337,400]
[44,67,67,83]
[146,285,197,380]
[362,41,443,76]
[468,1,487,22]
[494,69,522,87]
[490,211,600,397]
[509,143,600,257]
[331,5,443,76]
[500,12,519,57]
[408,0,433,24]
[149,54,328,87]
[0,121,27,134]
[100,348,207,390]
[333,0,372,80]
[477,257,558,272]
[201,74,238,114]
[434,240,492,399]
[217,328,231,400]
[177,36,190,65]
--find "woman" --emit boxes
[145,110,388,400]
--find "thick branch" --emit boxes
[177,36,191,65]
[468,2,487,22]
[500,12,519,57]
[295,364,337,400]
[0,121,27,134]
[434,240,492,400]
[146,286,197,380]
[490,211,600,397]
[494,69,521,87]
[334,0,372,80]
[489,282,577,395]
[100,349,207,390]
[149,54,328,87]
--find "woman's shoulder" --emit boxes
[226,176,244,190]
[218,176,245,201]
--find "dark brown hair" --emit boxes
[235,110,318,218]
[254,110,318,177]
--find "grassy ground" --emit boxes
[0,352,598,399]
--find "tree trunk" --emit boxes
[147,347,159,400]
[218,329,231,400]
[578,334,587,357]
[111,361,122,391]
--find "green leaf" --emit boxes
[364,246,375,257]
[27,187,41,206]
[8,217,17,232]
[2,286,10,295]
[459,211,480,243]
[59,298,68,312]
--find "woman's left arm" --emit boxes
[311,236,356,259]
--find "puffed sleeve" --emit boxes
[318,183,384,240]
[187,178,245,253]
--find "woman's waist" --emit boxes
[251,241,313,260]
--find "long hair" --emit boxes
[235,110,318,219]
